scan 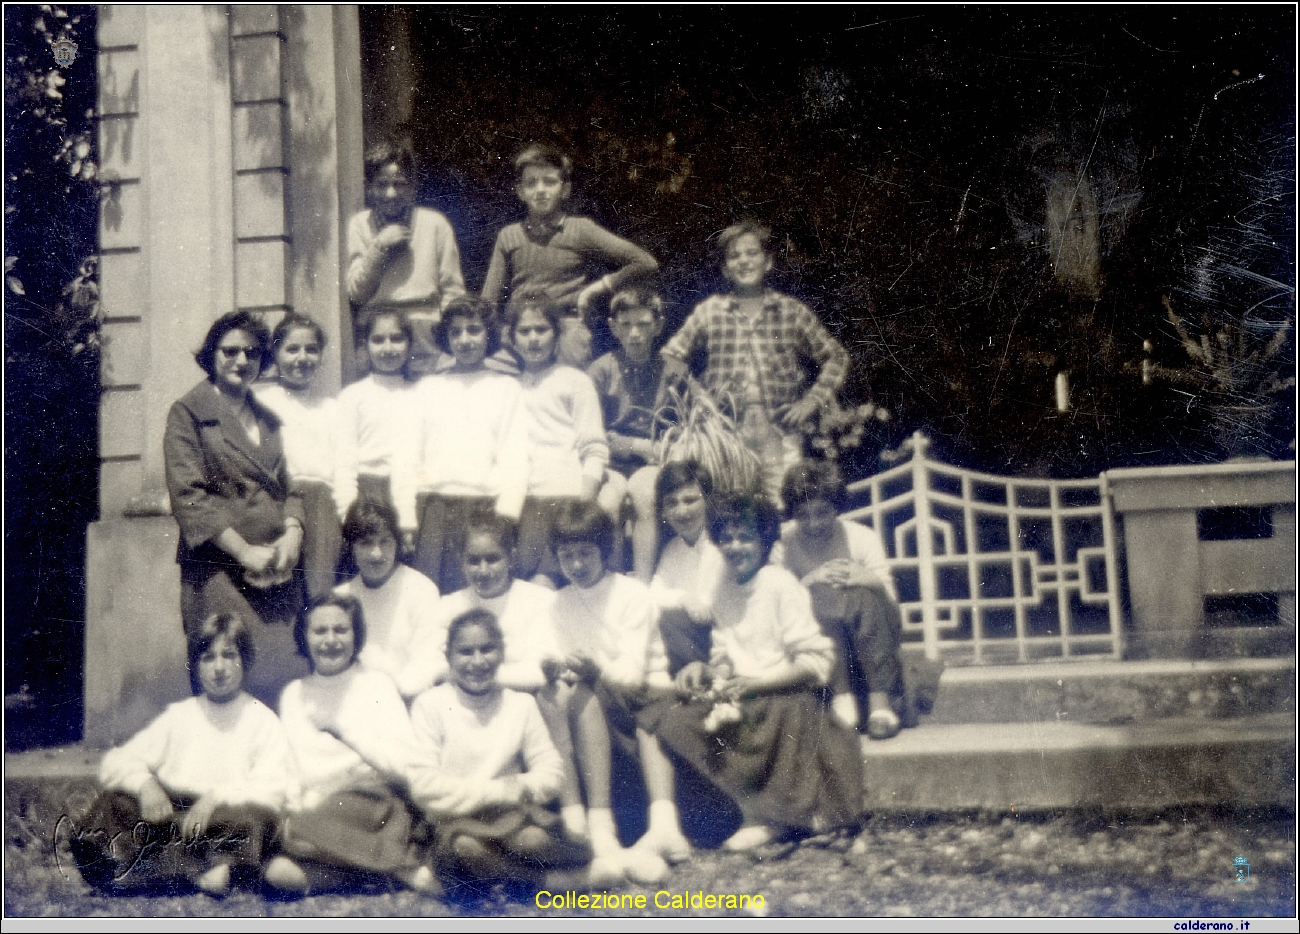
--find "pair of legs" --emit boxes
[541,680,688,882]
[296,479,343,601]
[413,493,494,593]
[596,464,660,581]
[70,791,275,895]
[264,785,435,896]
[435,807,589,891]
[814,584,905,738]
[654,691,864,849]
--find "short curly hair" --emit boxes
[187,612,255,696]
[707,492,782,565]
[195,310,272,380]
[435,295,502,357]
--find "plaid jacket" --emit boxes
[660,290,849,417]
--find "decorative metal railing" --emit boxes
[843,432,1123,664]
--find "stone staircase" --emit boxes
[861,657,1296,811]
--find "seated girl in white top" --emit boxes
[648,460,725,676]
[408,608,588,889]
[419,511,559,693]
[264,594,435,896]
[409,296,529,594]
[71,612,294,896]
[653,493,864,852]
[255,314,342,601]
[772,459,905,739]
[333,499,442,700]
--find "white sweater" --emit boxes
[408,683,563,819]
[253,383,338,489]
[418,580,560,692]
[409,369,529,520]
[551,573,670,690]
[347,206,467,311]
[518,364,609,497]
[278,667,419,812]
[709,565,834,684]
[98,693,295,812]
[334,566,443,699]
[771,517,898,601]
[335,373,421,528]
[650,534,726,615]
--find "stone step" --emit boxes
[8,712,1294,832]
[862,712,1296,811]
[921,657,1295,724]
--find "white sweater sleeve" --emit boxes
[843,519,897,601]
[98,706,177,798]
[334,384,362,522]
[406,693,522,817]
[490,379,529,521]
[571,370,609,485]
[518,696,564,804]
[777,573,834,685]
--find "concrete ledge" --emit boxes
[926,657,1296,724]
[863,713,1296,811]
[10,712,1294,827]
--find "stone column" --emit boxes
[85,5,363,745]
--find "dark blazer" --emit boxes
[164,380,305,564]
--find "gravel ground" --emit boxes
[5,799,1294,919]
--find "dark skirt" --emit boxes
[296,479,344,602]
[70,790,277,891]
[355,473,395,515]
[281,784,427,877]
[657,608,713,678]
[414,493,494,593]
[180,552,308,710]
[432,804,591,884]
[652,691,864,837]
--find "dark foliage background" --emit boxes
[362,6,1294,477]
[5,4,99,748]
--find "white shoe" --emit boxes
[621,845,668,885]
[642,827,692,865]
[831,693,860,730]
[194,862,231,897]
[722,825,773,852]
[588,854,625,887]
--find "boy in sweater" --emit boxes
[481,143,658,368]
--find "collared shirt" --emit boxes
[660,289,850,417]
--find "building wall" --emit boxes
[86,4,363,745]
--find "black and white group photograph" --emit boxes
[4,3,1296,924]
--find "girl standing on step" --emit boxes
[254,314,343,601]
[334,309,421,554]
[333,499,443,700]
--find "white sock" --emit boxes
[648,800,681,835]
[588,807,620,856]
[832,692,860,729]
[561,804,588,839]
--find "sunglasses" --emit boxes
[219,346,261,360]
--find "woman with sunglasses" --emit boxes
[163,311,311,708]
